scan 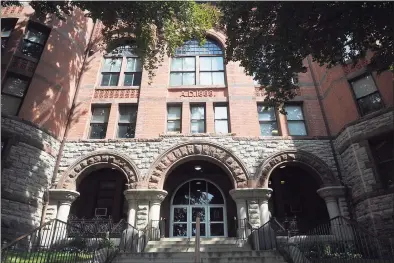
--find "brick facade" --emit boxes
[1,5,393,241]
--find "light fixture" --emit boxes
[280,180,286,184]
[279,165,286,169]
[196,181,202,185]
[194,165,202,171]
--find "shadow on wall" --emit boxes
[1,7,100,242]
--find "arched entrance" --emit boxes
[268,164,329,232]
[171,179,227,238]
[160,159,236,238]
[256,150,341,233]
[70,168,127,222]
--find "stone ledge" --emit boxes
[159,133,236,138]
[1,190,39,208]
[1,114,59,141]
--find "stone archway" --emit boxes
[146,141,250,189]
[56,150,140,191]
[256,150,340,188]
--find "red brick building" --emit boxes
[1,4,393,243]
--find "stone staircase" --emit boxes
[113,237,287,263]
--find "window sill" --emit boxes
[13,51,39,63]
[96,86,140,90]
[160,133,236,138]
[168,85,226,90]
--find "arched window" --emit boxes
[100,45,142,87]
[170,39,225,86]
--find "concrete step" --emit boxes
[113,251,286,263]
[149,237,239,244]
[143,246,251,253]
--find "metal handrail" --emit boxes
[194,217,201,263]
[1,219,55,250]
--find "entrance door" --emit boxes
[171,179,227,238]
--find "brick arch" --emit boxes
[206,29,227,49]
[256,150,340,188]
[56,150,140,191]
[146,141,250,189]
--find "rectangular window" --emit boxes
[257,105,279,136]
[1,74,30,115]
[101,58,122,86]
[350,74,383,116]
[167,105,182,133]
[285,105,307,136]
[1,18,18,54]
[21,22,49,59]
[170,57,196,86]
[117,104,137,138]
[369,133,394,188]
[199,57,225,86]
[124,57,142,86]
[190,104,205,133]
[214,105,229,134]
[89,105,110,139]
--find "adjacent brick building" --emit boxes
[1,5,393,242]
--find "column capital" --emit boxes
[49,189,80,204]
[317,186,346,200]
[124,189,168,203]
[229,188,273,202]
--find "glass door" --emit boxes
[171,179,227,238]
[172,207,188,237]
[191,206,206,237]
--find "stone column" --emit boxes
[49,189,80,223]
[317,186,353,240]
[124,190,138,227]
[317,186,346,219]
[230,188,273,239]
[124,189,168,230]
[258,189,273,225]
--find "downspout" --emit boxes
[306,55,354,219]
[40,19,97,226]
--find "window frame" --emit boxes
[100,57,123,87]
[214,104,230,134]
[117,104,138,139]
[169,39,226,87]
[284,104,308,136]
[348,73,384,117]
[190,104,206,134]
[1,18,18,54]
[257,104,281,136]
[20,21,50,60]
[167,104,182,134]
[1,73,32,116]
[89,105,111,139]
[99,45,143,88]
[123,56,142,87]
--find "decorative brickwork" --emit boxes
[93,89,140,99]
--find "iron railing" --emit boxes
[249,216,394,263]
[93,219,148,263]
[1,217,149,263]
[1,219,100,263]
[67,215,122,237]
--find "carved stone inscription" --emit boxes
[180,90,214,97]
